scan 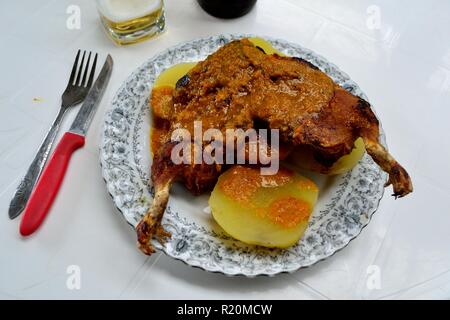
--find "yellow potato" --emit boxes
[328,138,365,174]
[248,37,285,56]
[288,137,365,175]
[153,62,197,88]
[209,165,318,248]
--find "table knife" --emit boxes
[19,55,113,236]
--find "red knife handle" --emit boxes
[20,132,85,236]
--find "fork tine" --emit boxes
[68,50,81,86]
[86,53,98,88]
[81,51,92,87]
[74,51,86,86]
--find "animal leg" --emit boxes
[136,180,172,255]
[362,137,413,198]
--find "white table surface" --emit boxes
[1,0,449,300]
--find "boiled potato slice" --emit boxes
[209,165,318,248]
[153,62,197,88]
[288,137,365,175]
[248,37,285,56]
[329,138,365,174]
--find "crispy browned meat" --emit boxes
[137,39,412,255]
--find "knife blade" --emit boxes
[69,54,113,137]
[19,55,113,236]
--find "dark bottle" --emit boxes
[197,0,257,19]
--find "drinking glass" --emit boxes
[96,0,165,45]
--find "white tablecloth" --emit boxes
[1,0,449,299]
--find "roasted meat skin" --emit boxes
[138,39,412,255]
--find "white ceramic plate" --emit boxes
[100,34,388,277]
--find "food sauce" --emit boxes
[150,62,197,154]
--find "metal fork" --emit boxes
[8,50,98,219]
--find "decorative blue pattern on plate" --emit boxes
[100,34,387,277]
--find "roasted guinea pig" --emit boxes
[137,38,412,255]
